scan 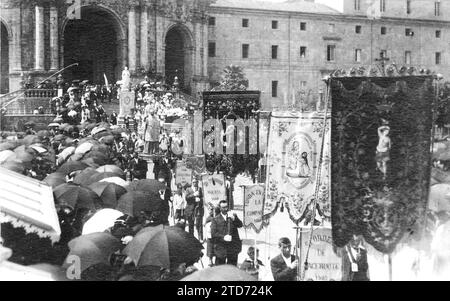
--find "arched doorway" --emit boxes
[62,6,125,85]
[165,26,193,93]
[0,22,9,94]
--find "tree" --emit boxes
[212,65,248,91]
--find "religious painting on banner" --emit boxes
[264,112,331,225]
[175,160,192,187]
[243,185,266,233]
[330,76,434,254]
[298,228,341,281]
[202,173,226,208]
[185,155,206,177]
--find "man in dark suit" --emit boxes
[211,200,243,266]
[341,234,370,281]
[128,152,148,180]
[270,237,298,281]
[185,178,204,239]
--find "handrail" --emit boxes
[1,63,79,111]
[0,89,25,106]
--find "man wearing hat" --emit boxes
[144,110,160,154]
[158,169,172,226]
[185,177,204,239]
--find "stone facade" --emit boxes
[0,0,210,95]
[1,0,450,109]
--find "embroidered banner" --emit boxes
[330,76,434,253]
[175,160,192,187]
[185,155,206,176]
[202,173,226,208]
[264,112,331,225]
[298,227,342,281]
[243,184,266,234]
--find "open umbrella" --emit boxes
[88,182,127,208]
[0,141,17,151]
[53,183,102,210]
[68,153,84,162]
[1,160,25,174]
[123,225,203,269]
[64,232,122,273]
[0,150,16,163]
[180,265,256,281]
[91,127,107,136]
[43,172,67,188]
[82,209,124,235]
[88,172,120,184]
[81,158,100,169]
[116,191,163,217]
[22,135,40,146]
[100,177,129,188]
[48,123,61,128]
[13,149,34,163]
[58,161,89,175]
[73,167,99,186]
[127,179,167,194]
[75,142,94,155]
[37,130,50,139]
[83,151,109,165]
[96,165,125,179]
[53,134,67,141]
[57,146,76,162]
[99,135,115,145]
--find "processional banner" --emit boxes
[243,185,266,233]
[297,227,342,281]
[330,76,434,253]
[202,173,226,208]
[175,160,192,187]
[264,113,331,224]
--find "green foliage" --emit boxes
[211,65,249,91]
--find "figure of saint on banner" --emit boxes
[286,141,311,178]
[375,120,391,180]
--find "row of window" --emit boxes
[270,81,307,98]
[354,0,441,16]
[208,42,443,65]
[208,16,308,30]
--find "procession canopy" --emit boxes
[330,73,434,254]
[0,167,61,243]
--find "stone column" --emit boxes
[34,4,45,71]
[140,5,149,70]
[194,23,202,77]
[128,5,137,72]
[202,22,208,77]
[49,5,59,71]
[10,7,22,71]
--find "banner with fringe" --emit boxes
[264,112,331,225]
[330,76,434,253]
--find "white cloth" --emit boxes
[282,254,292,267]
[173,194,186,210]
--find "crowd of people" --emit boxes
[0,77,273,281]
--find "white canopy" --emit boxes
[0,167,61,243]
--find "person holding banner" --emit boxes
[341,234,370,281]
[211,200,243,266]
[185,178,204,239]
[270,237,298,281]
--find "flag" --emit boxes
[330,76,434,253]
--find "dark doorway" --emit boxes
[165,28,185,89]
[1,22,9,94]
[63,7,121,85]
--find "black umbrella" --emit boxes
[88,182,127,209]
[64,232,122,273]
[116,191,163,218]
[123,225,203,269]
[43,172,67,188]
[58,161,89,175]
[73,167,100,186]
[53,183,103,210]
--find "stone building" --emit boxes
[1,0,450,110]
